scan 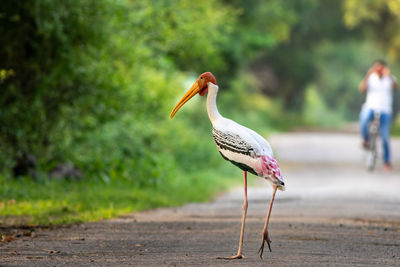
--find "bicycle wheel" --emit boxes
[366,134,378,171]
[366,148,377,171]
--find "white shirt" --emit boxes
[364,73,393,114]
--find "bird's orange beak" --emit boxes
[170,80,200,119]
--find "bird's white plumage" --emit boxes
[215,118,273,156]
[206,82,284,189]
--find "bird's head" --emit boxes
[170,72,217,119]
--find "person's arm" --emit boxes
[359,64,376,92]
[359,71,372,92]
[358,77,368,92]
[383,66,398,90]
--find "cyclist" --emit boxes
[359,60,397,171]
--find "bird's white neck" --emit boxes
[206,82,223,124]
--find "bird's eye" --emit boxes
[200,77,203,79]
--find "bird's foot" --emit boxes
[258,230,272,259]
[217,254,245,260]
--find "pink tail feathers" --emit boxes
[255,155,284,186]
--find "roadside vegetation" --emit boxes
[1,0,400,226]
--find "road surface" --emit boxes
[1,132,400,266]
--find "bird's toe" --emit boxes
[258,231,272,258]
[217,254,245,260]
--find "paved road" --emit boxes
[1,132,400,266]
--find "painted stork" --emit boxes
[170,72,285,259]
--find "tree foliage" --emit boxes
[1,0,399,183]
[0,0,116,167]
[344,0,400,59]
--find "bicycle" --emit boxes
[365,111,380,171]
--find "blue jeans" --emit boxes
[359,108,392,164]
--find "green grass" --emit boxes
[0,166,240,226]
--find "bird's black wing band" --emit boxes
[212,128,254,156]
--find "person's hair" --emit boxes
[374,59,387,66]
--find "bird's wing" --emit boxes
[239,125,274,156]
[212,118,284,187]
[213,118,272,157]
[212,123,261,176]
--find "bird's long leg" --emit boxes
[258,185,278,259]
[218,171,248,260]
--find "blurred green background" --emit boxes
[1,0,400,225]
